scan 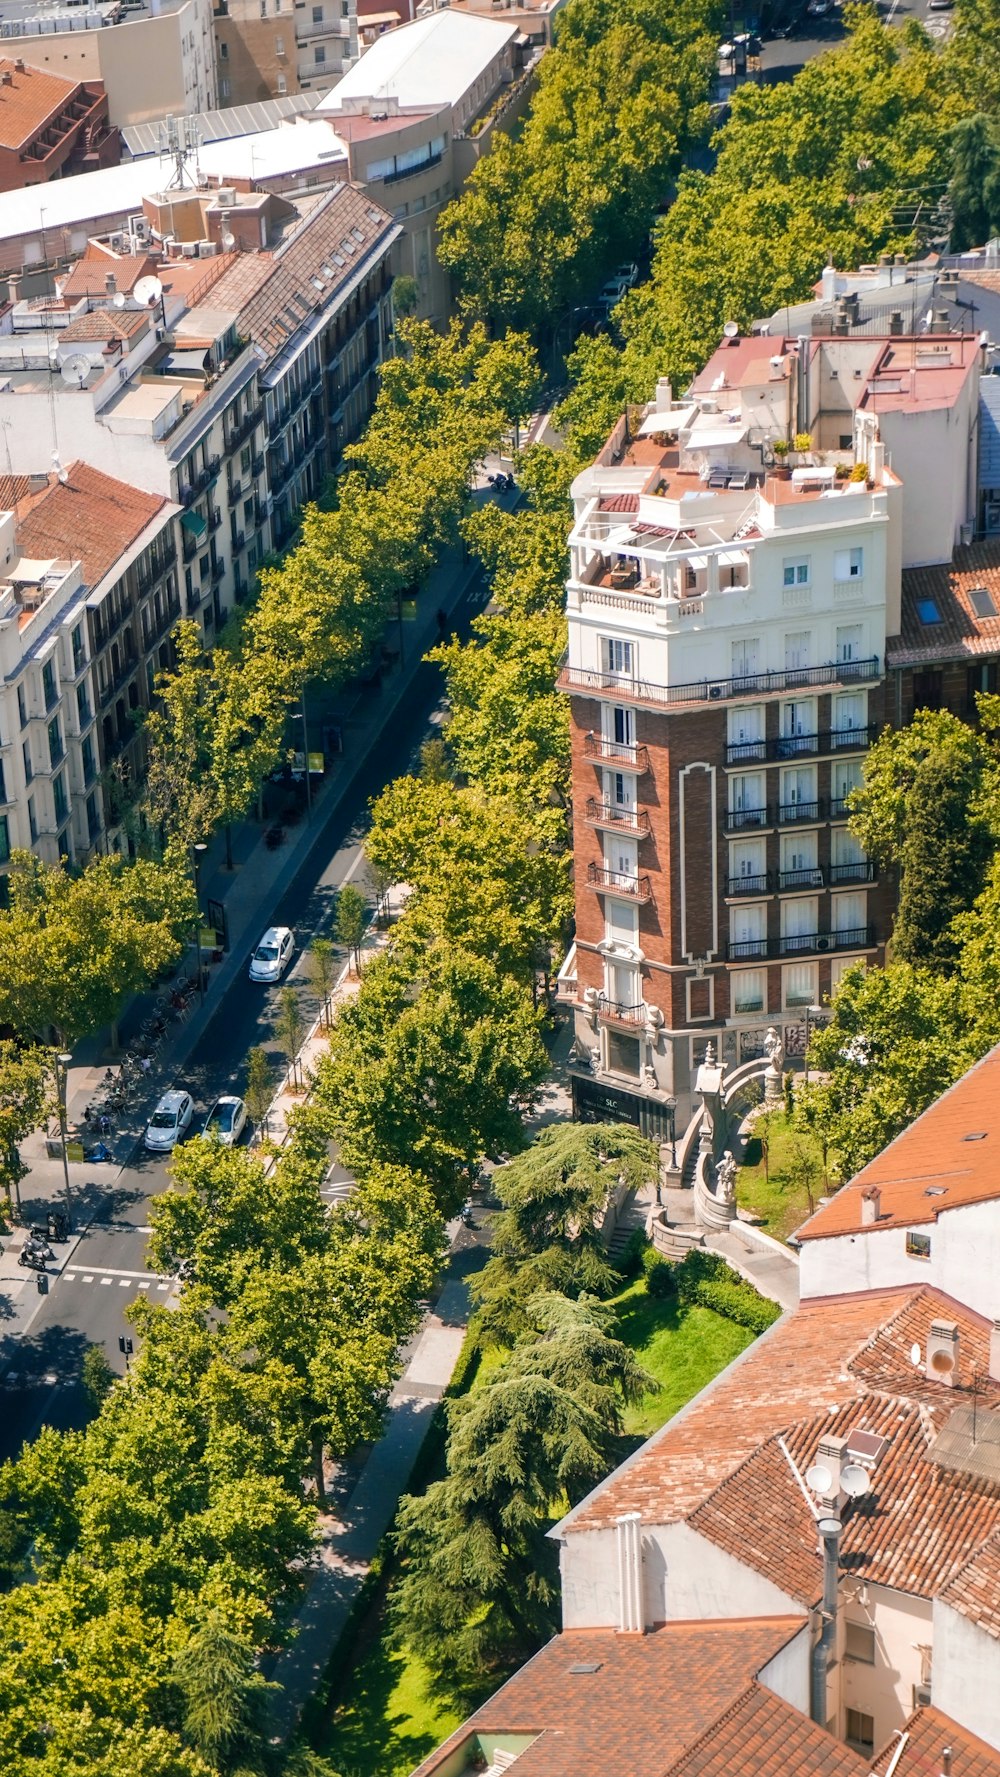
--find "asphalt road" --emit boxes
[0,570,483,1464]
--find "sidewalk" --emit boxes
[2,523,498,1335]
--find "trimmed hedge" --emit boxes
[674,1248,780,1335]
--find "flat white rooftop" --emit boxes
[317,11,517,112]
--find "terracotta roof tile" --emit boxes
[661,1681,867,1777]
[598,492,639,513]
[938,1531,1000,1638]
[0,60,81,152]
[796,1044,1000,1241]
[14,461,169,587]
[60,309,150,345]
[872,1707,1000,1777]
[888,543,1000,668]
[60,250,158,299]
[409,1620,811,1777]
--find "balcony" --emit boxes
[596,995,646,1028]
[208,506,222,534]
[777,800,823,825]
[137,545,178,598]
[559,656,880,713]
[778,867,825,891]
[829,859,876,885]
[726,873,770,896]
[584,798,651,838]
[830,796,858,820]
[724,805,771,834]
[251,453,265,479]
[586,863,653,902]
[725,724,878,766]
[726,925,876,962]
[224,404,264,454]
[582,733,650,773]
[231,530,245,555]
[146,597,182,647]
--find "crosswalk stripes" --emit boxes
[63,1267,172,1292]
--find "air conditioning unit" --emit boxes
[182,242,199,258]
[129,213,150,244]
[197,240,216,258]
[816,936,830,951]
[913,1684,932,1709]
[961,520,974,546]
[708,683,726,700]
[108,232,125,253]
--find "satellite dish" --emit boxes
[60,353,91,388]
[221,230,236,252]
[134,274,163,310]
[911,1342,922,1367]
[723,319,739,338]
[841,1463,870,1500]
[806,1463,834,1496]
[113,290,127,309]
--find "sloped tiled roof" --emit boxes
[888,543,1000,668]
[207,183,395,367]
[0,60,81,151]
[796,1044,1000,1241]
[14,461,169,588]
[939,1530,1000,1639]
[560,1287,997,1551]
[661,1681,867,1777]
[60,248,158,299]
[60,308,150,345]
[409,1620,823,1777]
[872,1708,1000,1777]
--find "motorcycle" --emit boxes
[86,1141,115,1164]
[18,1248,46,1271]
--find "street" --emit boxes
[0,570,485,1466]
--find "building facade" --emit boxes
[14,0,216,128]
[213,0,358,107]
[0,58,119,193]
[563,329,984,1128]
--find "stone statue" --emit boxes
[716,1149,738,1204]
[763,1025,784,1103]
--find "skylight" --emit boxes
[969,585,997,618]
[916,598,943,625]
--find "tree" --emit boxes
[313,943,548,1213]
[390,273,419,322]
[142,621,220,848]
[81,1345,116,1410]
[173,1616,271,1770]
[948,113,1000,251]
[0,849,195,1045]
[472,1122,659,1345]
[0,1041,48,1219]
[276,987,306,1092]
[306,936,338,1027]
[244,1045,273,1136]
[333,883,366,975]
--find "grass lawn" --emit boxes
[736,1108,826,1244]
[608,1276,753,1436]
[320,1629,464,1777]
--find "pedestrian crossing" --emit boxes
[63,1267,173,1291]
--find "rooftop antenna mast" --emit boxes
[160,114,202,191]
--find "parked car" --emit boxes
[202,1096,248,1146]
[144,1090,194,1153]
[249,925,295,983]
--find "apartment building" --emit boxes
[317,10,526,323]
[0,461,179,872]
[414,1047,1000,1777]
[0,58,119,193]
[12,0,216,128]
[562,328,983,1129]
[213,0,358,107]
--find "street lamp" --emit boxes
[665,1093,678,1172]
[191,842,207,1005]
[293,691,313,822]
[53,1050,74,1232]
[804,1003,824,1085]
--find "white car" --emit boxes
[202,1096,247,1146]
[249,925,295,983]
[144,1090,194,1153]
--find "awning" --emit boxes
[717,549,749,566]
[687,554,708,569]
[689,422,748,451]
[181,508,207,537]
[638,404,697,436]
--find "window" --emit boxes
[47,717,63,770]
[609,704,635,747]
[783,559,809,587]
[783,961,818,1007]
[830,953,864,996]
[22,741,32,785]
[780,896,818,949]
[42,660,57,710]
[912,669,943,711]
[605,770,635,811]
[730,772,766,815]
[845,1711,875,1754]
[728,704,765,758]
[779,698,815,753]
[53,771,68,826]
[916,598,943,626]
[82,734,96,785]
[605,835,638,886]
[606,958,639,1007]
[0,815,8,865]
[784,632,811,672]
[836,624,863,663]
[844,1622,876,1664]
[601,636,634,677]
[731,637,760,682]
[732,968,765,1014]
[730,902,767,954]
[605,898,638,948]
[781,765,816,810]
[832,691,865,737]
[220,76,231,99]
[832,891,865,935]
[834,547,863,581]
[314,43,326,62]
[27,797,37,844]
[71,623,85,672]
[831,825,865,867]
[312,3,322,16]
[86,791,100,842]
[730,839,765,881]
[0,759,6,804]
[832,759,863,815]
[606,1028,641,1078]
[969,585,998,619]
[76,681,91,728]
[277,72,287,91]
[781,831,818,875]
[17,685,26,729]
[906,1230,932,1259]
[219,38,228,55]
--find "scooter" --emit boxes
[86,1141,115,1164]
[18,1248,46,1271]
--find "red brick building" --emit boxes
[0,58,118,194]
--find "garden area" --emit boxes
[735,1106,827,1244]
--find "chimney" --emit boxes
[816,1433,849,1503]
[989,1320,1000,1383]
[13,58,24,73]
[870,440,885,486]
[655,376,672,412]
[927,1319,959,1386]
[877,253,893,289]
[615,1512,644,1634]
[933,308,951,334]
[821,265,838,302]
[889,309,904,336]
[0,72,12,88]
[861,1185,880,1226]
[105,273,116,295]
[7,272,20,304]
[941,1750,952,1777]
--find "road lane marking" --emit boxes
[100,1277,112,1286]
[83,1274,94,1282]
[138,1280,151,1289]
[156,1283,169,1291]
[118,1279,129,1288]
